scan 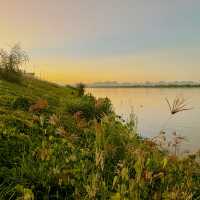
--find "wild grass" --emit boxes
[152,96,193,156]
[165,96,192,115]
[0,78,199,199]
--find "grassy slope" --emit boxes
[0,78,76,111]
[0,78,199,200]
[0,78,78,199]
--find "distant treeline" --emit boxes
[87,84,200,88]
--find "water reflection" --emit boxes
[87,88,200,152]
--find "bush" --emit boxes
[66,96,113,121]
[76,83,85,97]
[12,96,31,111]
[0,67,23,83]
[95,97,113,120]
[65,95,95,120]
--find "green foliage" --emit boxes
[0,78,199,199]
[76,83,85,97]
[65,95,96,120]
[95,97,113,120]
[12,96,32,111]
[0,44,28,84]
[65,95,113,121]
[0,67,22,83]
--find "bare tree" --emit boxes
[0,44,29,83]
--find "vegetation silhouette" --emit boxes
[0,44,28,83]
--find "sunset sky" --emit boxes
[0,0,200,84]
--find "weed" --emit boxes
[12,96,31,111]
[165,96,192,115]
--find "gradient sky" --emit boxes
[0,0,200,83]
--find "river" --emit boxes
[87,87,200,153]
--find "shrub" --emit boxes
[66,96,113,121]
[66,95,95,120]
[12,96,31,111]
[95,97,113,120]
[0,67,23,83]
[60,114,78,133]
[76,83,85,97]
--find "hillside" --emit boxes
[0,78,199,200]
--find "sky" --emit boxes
[0,0,200,84]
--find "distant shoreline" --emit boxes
[87,85,200,88]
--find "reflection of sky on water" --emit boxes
[87,88,200,152]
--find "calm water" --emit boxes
[87,88,200,152]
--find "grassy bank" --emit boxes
[0,77,200,200]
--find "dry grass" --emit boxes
[29,98,48,112]
[165,96,192,115]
